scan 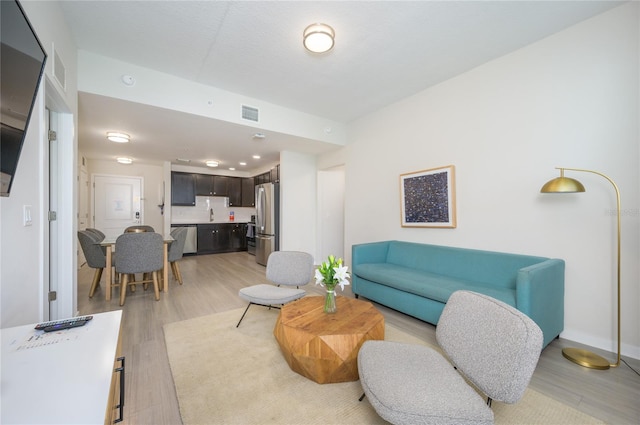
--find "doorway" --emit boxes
[92,174,144,238]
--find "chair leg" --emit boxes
[171,261,183,285]
[129,274,137,292]
[236,303,253,328]
[119,274,130,306]
[89,268,103,298]
[152,271,160,301]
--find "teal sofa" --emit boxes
[351,240,564,348]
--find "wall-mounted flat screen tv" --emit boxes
[1,0,47,196]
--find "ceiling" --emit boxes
[60,1,622,172]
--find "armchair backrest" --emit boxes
[85,228,105,241]
[436,290,543,404]
[115,232,163,274]
[168,227,188,262]
[77,230,106,268]
[266,251,314,287]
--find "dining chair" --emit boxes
[236,251,314,327]
[77,230,113,298]
[85,228,106,240]
[125,225,155,233]
[115,232,164,306]
[358,290,543,425]
[168,226,188,285]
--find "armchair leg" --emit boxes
[89,268,103,298]
[236,303,253,328]
[171,261,183,285]
[119,274,130,306]
[152,270,160,301]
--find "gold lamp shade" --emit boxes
[540,169,586,193]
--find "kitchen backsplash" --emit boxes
[172,196,255,223]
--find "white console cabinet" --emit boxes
[1,311,123,424]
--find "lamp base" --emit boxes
[562,347,610,370]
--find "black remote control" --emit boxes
[35,315,93,332]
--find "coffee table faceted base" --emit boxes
[273,296,385,384]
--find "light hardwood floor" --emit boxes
[77,252,640,425]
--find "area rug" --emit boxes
[164,305,604,425]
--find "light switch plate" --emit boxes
[23,205,32,226]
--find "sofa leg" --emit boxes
[355,294,359,299]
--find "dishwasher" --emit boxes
[172,224,198,254]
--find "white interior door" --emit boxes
[93,175,143,239]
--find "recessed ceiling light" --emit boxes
[176,158,191,163]
[107,132,130,143]
[117,157,132,164]
[252,155,261,159]
[239,162,247,166]
[206,160,219,167]
[253,133,266,139]
[228,167,236,171]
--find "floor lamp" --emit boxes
[540,167,621,370]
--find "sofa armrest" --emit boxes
[352,241,391,266]
[516,259,565,347]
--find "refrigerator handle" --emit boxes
[256,186,264,231]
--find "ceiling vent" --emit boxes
[242,105,259,122]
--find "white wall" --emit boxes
[280,151,317,260]
[0,1,78,327]
[342,3,639,359]
[316,166,346,262]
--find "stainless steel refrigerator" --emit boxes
[255,182,279,266]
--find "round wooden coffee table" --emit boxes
[273,295,384,384]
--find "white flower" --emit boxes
[314,269,325,286]
[333,266,351,290]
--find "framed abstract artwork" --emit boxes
[400,165,456,228]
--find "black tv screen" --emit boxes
[1,0,47,196]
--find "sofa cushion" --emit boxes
[354,263,516,306]
[386,241,547,290]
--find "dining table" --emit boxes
[99,233,174,301]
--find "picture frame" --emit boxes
[400,165,456,228]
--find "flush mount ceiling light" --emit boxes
[303,23,334,53]
[116,157,132,164]
[206,160,219,167]
[107,132,130,143]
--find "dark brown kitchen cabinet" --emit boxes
[197,223,247,254]
[241,177,255,207]
[171,172,196,206]
[197,224,229,254]
[213,175,229,196]
[230,223,247,250]
[270,165,280,183]
[227,177,242,207]
[195,174,214,196]
[196,174,229,196]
